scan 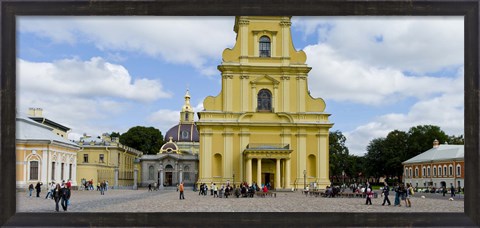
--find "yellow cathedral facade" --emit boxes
[196,16,333,190]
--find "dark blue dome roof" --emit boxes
[165,123,199,142]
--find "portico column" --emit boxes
[257,158,262,185]
[246,158,252,186]
[159,165,164,190]
[133,169,138,190]
[286,159,291,189]
[275,158,281,189]
[179,168,183,183]
[114,168,119,188]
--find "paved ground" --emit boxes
[17,188,464,213]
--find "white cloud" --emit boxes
[305,44,460,105]
[344,69,464,156]
[295,16,463,74]
[18,57,171,102]
[18,16,235,76]
[147,109,180,134]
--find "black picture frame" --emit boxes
[1,0,478,226]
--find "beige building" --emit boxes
[140,90,199,188]
[16,115,79,189]
[196,16,333,190]
[75,134,143,189]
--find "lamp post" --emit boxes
[303,170,307,190]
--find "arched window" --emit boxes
[433,166,437,177]
[259,36,271,57]
[257,89,272,112]
[438,166,442,176]
[30,161,39,180]
[185,113,189,121]
[449,165,453,176]
[427,166,430,177]
[443,166,447,176]
[422,167,426,177]
[415,168,418,177]
[409,168,412,178]
[456,165,461,177]
[148,166,154,180]
[405,168,409,178]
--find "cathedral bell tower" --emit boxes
[197,16,333,190]
[180,90,194,124]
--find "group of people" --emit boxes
[379,182,414,207]
[28,180,72,212]
[196,181,268,199]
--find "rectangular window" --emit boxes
[84,154,88,163]
[99,154,104,163]
[29,161,39,180]
[69,164,72,180]
[51,162,55,180]
[61,163,64,180]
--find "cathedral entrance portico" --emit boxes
[244,144,292,189]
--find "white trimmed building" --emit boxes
[402,140,464,190]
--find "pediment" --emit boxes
[251,75,279,85]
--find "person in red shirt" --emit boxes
[179,182,185,200]
[263,185,268,193]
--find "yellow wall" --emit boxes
[76,143,141,188]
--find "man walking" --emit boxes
[450,183,456,197]
[382,182,391,206]
[179,182,185,200]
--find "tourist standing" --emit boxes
[210,182,214,195]
[35,182,42,197]
[153,182,157,191]
[105,181,109,191]
[400,184,407,206]
[100,181,106,195]
[179,182,185,200]
[61,184,71,211]
[381,182,391,206]
[53,184,62,212]
[213,183,218,198]
[394,183,401,206]
[450,183,456,197]
[406,183,413,207]
[28,184,34,197]
[148,183,152,191]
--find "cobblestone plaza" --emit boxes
[17,189,464,213]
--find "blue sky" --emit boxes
[16,16,464,156]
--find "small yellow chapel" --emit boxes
[196,16,333,190]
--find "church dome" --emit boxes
[164,123,199,143]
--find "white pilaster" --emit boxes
[276,158,281,189]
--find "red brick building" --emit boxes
[402,140,464,190]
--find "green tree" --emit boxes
[406,125,449,159]
[110,132,121,138]
[329,131,350,183]
[364,137,388,182]
[119,126,164,155]
[447,134,464,145]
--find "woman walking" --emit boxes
[53,184,62,212]
[400,184,407,207]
